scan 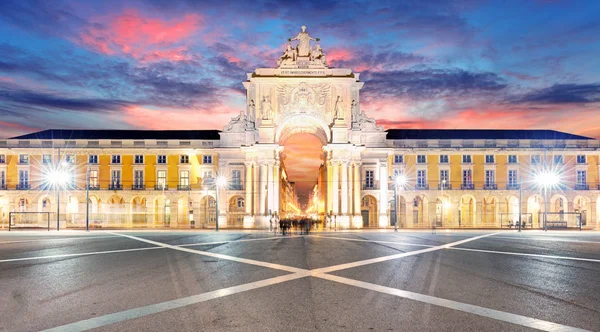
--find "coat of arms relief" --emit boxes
[275,82,331,123]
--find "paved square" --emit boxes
[1,230,599,331]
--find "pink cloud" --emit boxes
[0,121,40,139]
[78,9,203,62]
[122,105,238,130]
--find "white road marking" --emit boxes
[0,246,165,263]
[312,233,498,274]
[492,235,600,245]
[36,231,590,332]
[0,235,121,244]
[309,235,436,248]
[109,232,306,273]
[449,247,600,263]
[40,272,310,332]
[178,234,304,247]
[0,235,296,264]
[315,273,589,332]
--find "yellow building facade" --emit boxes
[2,27,599,230]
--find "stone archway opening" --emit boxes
[280,133,325,218]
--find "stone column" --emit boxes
[244,162,253,215]
[332,161,339,215]
[353,162,362,228]
[259,162,268,215]
[243,162,254,228]
[267,161,274,214]
[341,162,349,215]
[273,162,280,215]
[379,161,389,227]
[253,163,260,216]
[326,161,334,215]
[348,162,354,215]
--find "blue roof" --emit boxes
[386,129,592,140]
[12,129,221,140]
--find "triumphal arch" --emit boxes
[8,25,598,230]
[220,26,388,228]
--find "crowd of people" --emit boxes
[278,218,316,235]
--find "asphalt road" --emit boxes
[1,229,599,331]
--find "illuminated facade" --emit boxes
[2,27,599,229]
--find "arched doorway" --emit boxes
[12,196,31,226]
[482,196,497,226]
[131,196,148,227]
[66,196,80,227]
[573,196,589,227]
[153,196,170,226]
[435,195,450,227]
[107,195,125,227]
[460,195,476,227]
[413,195,428,227]
[361,195,378,227]
[527,194,544,228]
[389,195,406,227]
[228,196,245,227]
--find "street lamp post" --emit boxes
[535,170,559,232]
[47,166,69,231]
[394,174,407,232]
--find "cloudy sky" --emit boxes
[0,0,599,202]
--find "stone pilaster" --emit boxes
[332,161,339,215]
[378,160,389,227]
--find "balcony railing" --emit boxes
[484,184,498,190]
[506,184,520,190]
[87,185,100,190]
[362,184,378,190]
[108,183,122,190]
[155,184,168,190]
[177,184,190,191]
[0,184,6,190]
[461,183,474,190]
[575,184,589,190]
[16,183,30,190]
[230,184,243,190]
[415,184,429,190]
[132,184,145,190]
[438,183,451,190]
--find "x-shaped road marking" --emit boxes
[42,232,588,332]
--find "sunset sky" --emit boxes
[1,0,599,202]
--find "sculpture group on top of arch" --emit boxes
[278,25,327,68]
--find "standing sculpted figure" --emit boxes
[262,96,273,120]
[333,96,344,120]
[351,99,358,119]
[248,99,256,121]
[289,25,318,57]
